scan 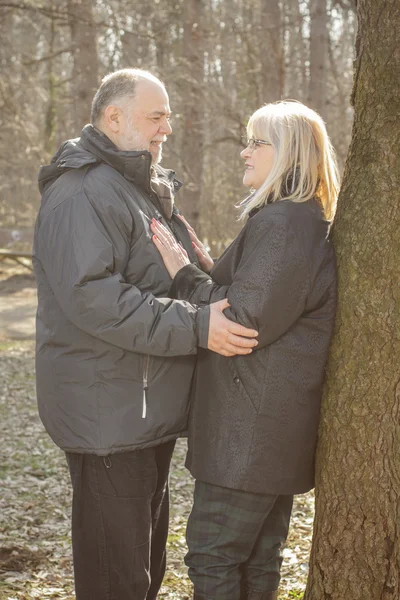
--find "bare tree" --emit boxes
[67,0,98,133]
[308,0,328,120]
[260,0,284,102]
[179,0,204,232]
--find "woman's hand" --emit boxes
[151,219,190,279]
[177,214,214,273]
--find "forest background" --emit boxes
[0,0,356,247]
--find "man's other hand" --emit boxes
[208,299,258,356]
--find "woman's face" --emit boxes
[241,137,275,190]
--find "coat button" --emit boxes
[233,376,240,385]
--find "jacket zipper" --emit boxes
[142,355,150,418]
[149,190,179,240]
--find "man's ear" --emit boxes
[103,105,123,133]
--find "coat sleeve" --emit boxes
[35,189,209,355]
[169,213,310,348]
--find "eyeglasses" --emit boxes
[242,137,272,151]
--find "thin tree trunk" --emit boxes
[308,0,328,120]
[44,3,56,157]
[67,0,98,133]
[179,0,204,233]
[285,0,307,101]
[305,0,400,598]
[260,0,283,102]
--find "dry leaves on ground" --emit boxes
[0,341,312,599]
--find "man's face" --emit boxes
[117,79,172,164]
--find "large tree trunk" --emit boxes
[305,0,400,599]
[67,0,98,134]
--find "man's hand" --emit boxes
[208,299,258,356]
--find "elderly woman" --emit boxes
[151,101,340,600]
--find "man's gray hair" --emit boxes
[91,68,164,125]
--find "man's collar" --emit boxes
[80,124,183,196]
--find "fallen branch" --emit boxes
[0,249,33,271]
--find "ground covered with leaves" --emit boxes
[0,341,312,600]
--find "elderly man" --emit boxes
[33,69,258,600]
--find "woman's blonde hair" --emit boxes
[239,101,340,221]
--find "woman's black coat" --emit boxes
[170,199,337,495]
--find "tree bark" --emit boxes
[67,0,98,134]
[305,0,400,598]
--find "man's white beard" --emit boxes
[155,147,163,165]
[150,144,162,165]
[123,123,162,165]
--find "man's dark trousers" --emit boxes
[66,440,175,600]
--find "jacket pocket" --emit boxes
[97,348,144,383]
[227,359,259,413]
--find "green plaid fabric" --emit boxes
[185,481,293,600]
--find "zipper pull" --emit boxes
[142,387,147,419]
[142,371,148,419]
[142,355,150,419]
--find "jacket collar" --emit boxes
[80,125,182,195]
[38,124,182,196]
